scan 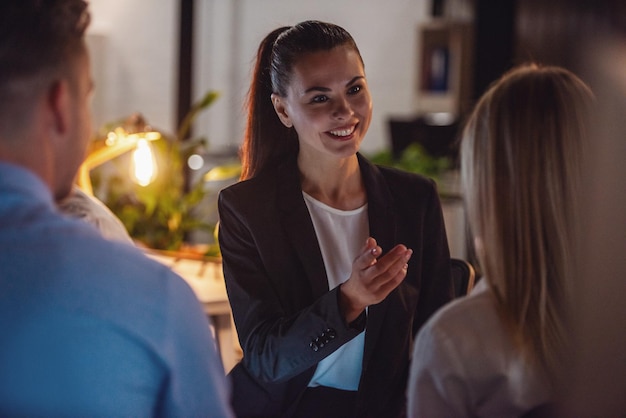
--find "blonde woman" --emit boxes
[407,64,593,417]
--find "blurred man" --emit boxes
[0,1,233,416]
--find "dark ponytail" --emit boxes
[240,27,296,180]
[240,21,362,180]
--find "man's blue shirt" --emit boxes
[0,162,233,417]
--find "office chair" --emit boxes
[450,258,476,297]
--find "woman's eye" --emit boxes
[348,85,362,95]
[311,95,328,103]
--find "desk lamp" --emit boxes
[77,113,161,195]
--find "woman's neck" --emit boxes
[298,154,366,210]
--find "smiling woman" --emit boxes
[270,46,373,177]
[217,20,453,418]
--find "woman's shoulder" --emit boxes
[375,162,434,184]
[419,280,499,345]
[223,157,299,192]
[412,280,552,416]
[218,179,270,221]
[218,162,300,220]
[219,169,280,204]
[412,280,509,385]
[379,164,435,190]
[359,154,437,194]
[375,165,440,211]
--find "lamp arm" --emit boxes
[77,139,139,195]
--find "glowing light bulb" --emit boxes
[130,138,157,186]
[187,154,204,170]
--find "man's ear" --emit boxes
[46,79,71,138]
[270,93,293,128]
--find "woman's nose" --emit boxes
[332,97,354,119]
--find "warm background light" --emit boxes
[130,138,158,186]
[77,114,162,195]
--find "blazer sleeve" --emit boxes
[217,187,364,384]
[413,180,454,334]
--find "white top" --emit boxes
[407,279,551,418]
[57,186,133,244]
[303,192,368,391]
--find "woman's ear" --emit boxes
[270,93,293,128]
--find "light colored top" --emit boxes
[303,192,368,391]
[57,186,133,244]
[407,279,550,418]
[0,162,233,417]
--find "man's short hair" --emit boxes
[0,0,90,80]
[0,0,90,133]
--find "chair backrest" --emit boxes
[450,258,476,297]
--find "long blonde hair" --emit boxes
[461,64,593,380]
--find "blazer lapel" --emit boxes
[358,154,397,268]
[357,154,399,370]
[276,159,329,300]
[274,154,398,363]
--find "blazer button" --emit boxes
[326,328,336,339]
[314,337,325,349]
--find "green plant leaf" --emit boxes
[367,143,451,181]
[177,90,220,141]
[92,89,223,251]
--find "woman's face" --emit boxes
[271,45,373,162]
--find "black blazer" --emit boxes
[218,153,453,418]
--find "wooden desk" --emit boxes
[145,252,241,372]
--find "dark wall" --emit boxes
[472,0,516,101]
[177,0,193,138]
[471,0,624,100]
[514,0,618,72]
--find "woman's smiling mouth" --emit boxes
[328,125,356,138]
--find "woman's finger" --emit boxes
[370,245,411,274]
[355,237,381,269]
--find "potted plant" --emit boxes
[90,91,225,257]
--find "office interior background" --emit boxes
[84,0,625,414]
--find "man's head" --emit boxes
[0,0,92,200]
